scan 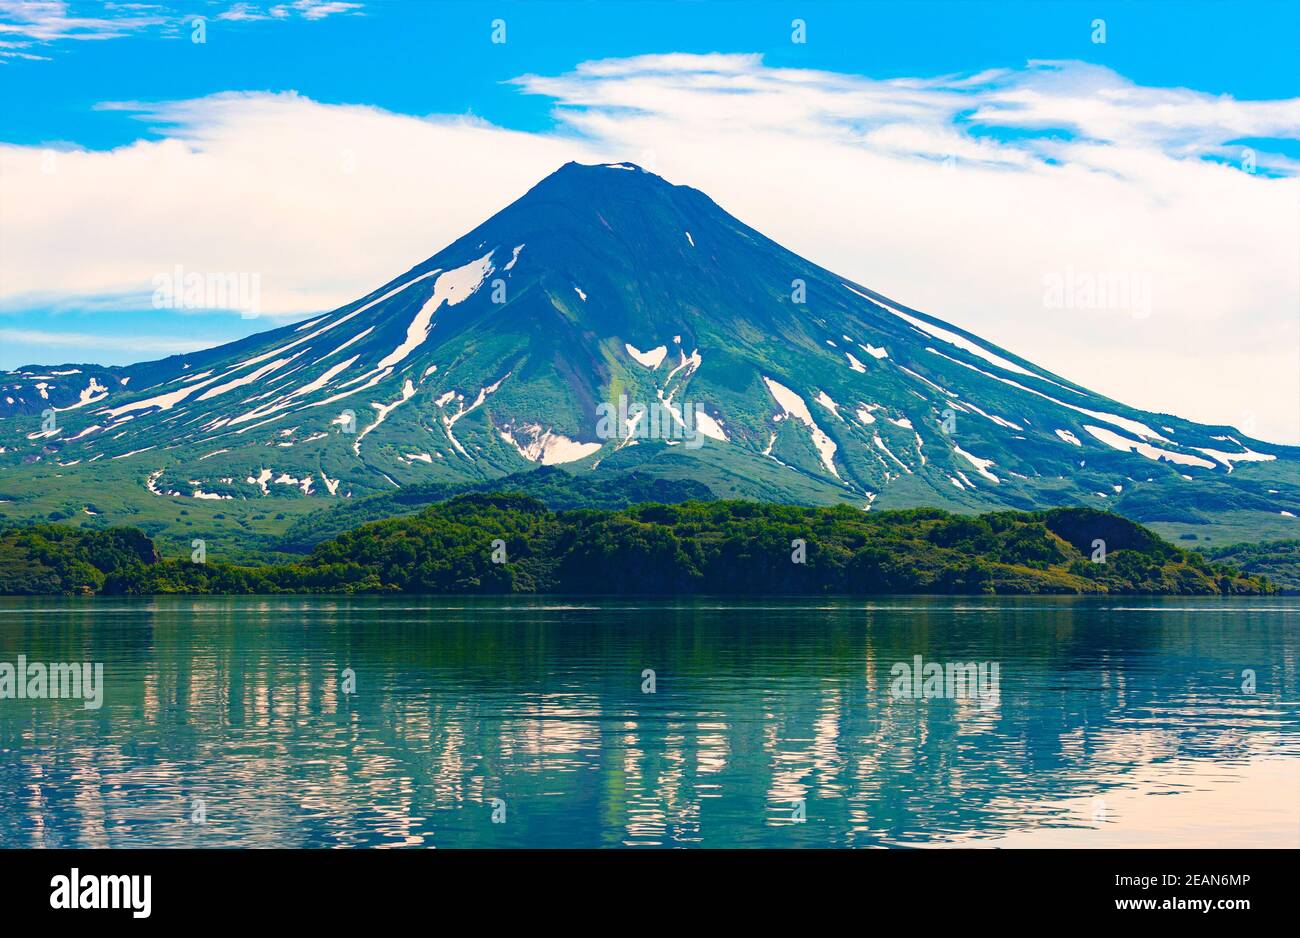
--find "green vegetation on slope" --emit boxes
[277,466,714,551]
[1201,539,1300,592]
[0,497,1272,596]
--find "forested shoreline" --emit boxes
[0,495,1275,597]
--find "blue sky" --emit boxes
[1,0,1298,440]
[4,1,1297,148]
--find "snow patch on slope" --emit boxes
[1084,425,1216,469]
[56,377,109,411]
[664,348,701,385]
[874,433,912,474]
[1191,445,1276,471]
[625,343,668,369]
[859,343,889,360]
[354,379,416,455]
[694,409,728,442]
[378,252,494,369]
[762,376,840,479]
[815,391,842,420]
[442,373,510,458]
[953,444,999,482]
[500,423,602,465]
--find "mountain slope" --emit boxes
[2,161,1297,547]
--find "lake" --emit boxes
[0,595,1296,848]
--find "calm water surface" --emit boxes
[0,596,1296,848]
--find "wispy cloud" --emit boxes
[0,326,215,354]
[0,0,165,45]
[286,0,361,20]
[0,0,363,58]
[218,1,362,23]
[515,53,1300,173]
[215,2,268,21]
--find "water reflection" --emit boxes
[0,596,1295,848]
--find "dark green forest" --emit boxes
[0,495,1274,596]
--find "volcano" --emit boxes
[2,161,1297,539]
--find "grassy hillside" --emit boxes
[0,497,1273,596]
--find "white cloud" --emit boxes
[0,91,599,315]
[0,54,1296,443]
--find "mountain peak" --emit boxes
[561,160,648,175]
[522,160,674,204]
[1,163,1295,543]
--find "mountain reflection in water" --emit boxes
[0,596,1295,848]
